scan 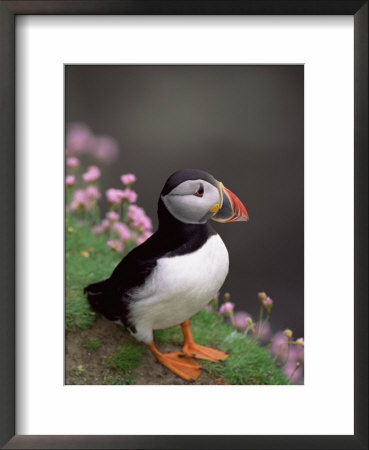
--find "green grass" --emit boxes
[65,216,122,331]
[156,310,289,385]
[83,337,102,352]
[66,216,289,385]
[83,310,289,385]
[104,342,146,384]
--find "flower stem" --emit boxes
[273,341,290,363]
[257,313,270,341]
[280,342,291,368]
[254,306,264,341]
[122,200,128,224]
[288,363,301,382]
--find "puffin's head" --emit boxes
[160,169,248,225]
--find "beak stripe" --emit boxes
[211,182,248,223]
[218,182,224,210]
[224,187,249,222]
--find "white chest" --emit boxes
[129,234,229,342]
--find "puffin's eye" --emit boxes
[194,184,204,197]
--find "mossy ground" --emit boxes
[66,217,289,385]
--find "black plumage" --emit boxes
[84,169,217,330]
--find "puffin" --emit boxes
[84,169,248,381]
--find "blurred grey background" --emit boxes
[65,65,304,337]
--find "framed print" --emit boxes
[64,63,304,389]
[0,1,367,449]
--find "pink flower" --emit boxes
[120,189,138,204]
[283,361,303,384]
[269,331,289,361]
[70,189,89,211]
[127,204,143,219]
[66,157,80,168]
[113,222,131,241]
[106,211,119,222]
[106,188,124,204]
[127,205,152,231]
[66,123,119,163]
[233,311,253,331]
[269,331,304,365]
[121,173,136,186]
[66,175,75,186]
[73,189,86,203]
[107,240,124,252]
[69,187,99,211]
[101,219,110,231]
[136,231,153,245]
[255,321,272,342]
[219,302,234,314]
[82,166,101,183]
[93,225,102,234]
[139,216,152,231]
[289,344,304,363]
[66,123,94,155]
[92,224,105,234]
[85,185,101,200]
[93,136,119,164]
[262,296,273,310]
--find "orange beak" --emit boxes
[211,182,249,223]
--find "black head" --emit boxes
[159,168,249,226]
[161,169,218,197]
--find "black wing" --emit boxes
[84,218,216,324]
[84,232,161,324]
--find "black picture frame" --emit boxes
[0,1,367,449]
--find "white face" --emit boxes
[161,179,220,224]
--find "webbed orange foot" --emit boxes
[149,342,202,381]
[181,342,229,363]
[180,319,229,363]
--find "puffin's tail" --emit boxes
[84,278,111,315]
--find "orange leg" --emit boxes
[148,341,202,382]
[180,319,229,363]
